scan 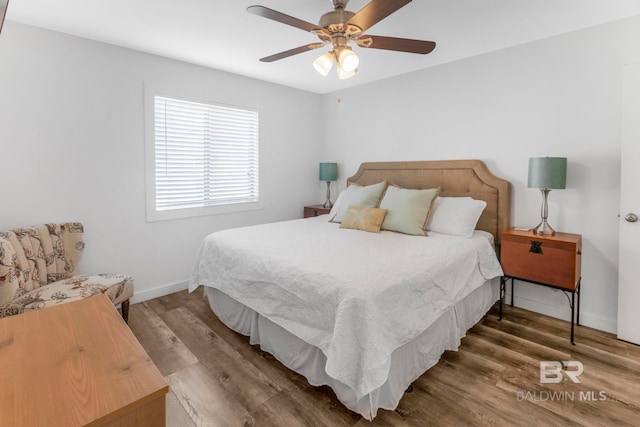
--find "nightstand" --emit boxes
[304,205,331,218]
[500,228,582,343]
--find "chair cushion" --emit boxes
[0,274,134,317]
[0,235,22,307]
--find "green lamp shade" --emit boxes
[319,162,338,181]
[528,157,567,189]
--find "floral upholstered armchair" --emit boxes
[0,222,133,322]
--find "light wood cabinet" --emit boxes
[0,295,168,426]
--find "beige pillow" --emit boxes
[379,185,439,236]
[339,206,388,233]
[330,181,387,223]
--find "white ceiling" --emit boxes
[6,0,640,94]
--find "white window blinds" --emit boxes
[154,96,259,211]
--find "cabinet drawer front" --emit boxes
[501,239,579,290]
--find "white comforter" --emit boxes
[189,216,503,399]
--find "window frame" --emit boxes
[144,85,263,222]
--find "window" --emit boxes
[146,94,260,221]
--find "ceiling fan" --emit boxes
[247,0,436,79]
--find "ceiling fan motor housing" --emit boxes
[331,0,349,10]
[319,10,357,34]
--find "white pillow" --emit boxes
[329,181,387,223]
[426,197,487,237]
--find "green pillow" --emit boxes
[379,185,439,235]
[330,181,387,223]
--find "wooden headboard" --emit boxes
[347,160,511,244]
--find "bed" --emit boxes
[189,160,511,419]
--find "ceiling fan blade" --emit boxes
[260,43,325,63]
[356,35,436,54]
[247,5,323,33]
[347,0,412,33]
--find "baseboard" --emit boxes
[130,280,617,333]
[505,291,617,334]
[131,280,189,304]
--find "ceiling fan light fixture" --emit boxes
[337,47,359,72]
[313,51,335,76]
[337,64,357,80]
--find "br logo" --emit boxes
[540,361,584,384]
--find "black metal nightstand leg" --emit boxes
[510,279,514,307]
[499,277,516,321]
[499,278,503,320]
[577,279,581,326]
[571,291,575,345]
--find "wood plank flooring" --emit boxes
[128,288,640,426]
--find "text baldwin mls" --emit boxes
[517,390,607,402]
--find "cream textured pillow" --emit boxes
[330,181,387,223]
[426,197,487,237]
[339,206,388,233]
[379,185,439,236]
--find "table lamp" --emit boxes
[319,162,338,208]
[528,157,567,235]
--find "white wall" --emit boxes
[1,16,638,333]
[0,22,322,302]
[320,16,640,333]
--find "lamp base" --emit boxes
[533,188,556,235]
[532,220,556,236]
[323,181,333,209]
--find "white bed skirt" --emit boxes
[204,278,499,420]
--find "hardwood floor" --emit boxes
[128,288,640,426]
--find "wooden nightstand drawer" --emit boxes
[304,205,331,218]
[501,229,581,291]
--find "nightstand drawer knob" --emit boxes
[625,213,638,223]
